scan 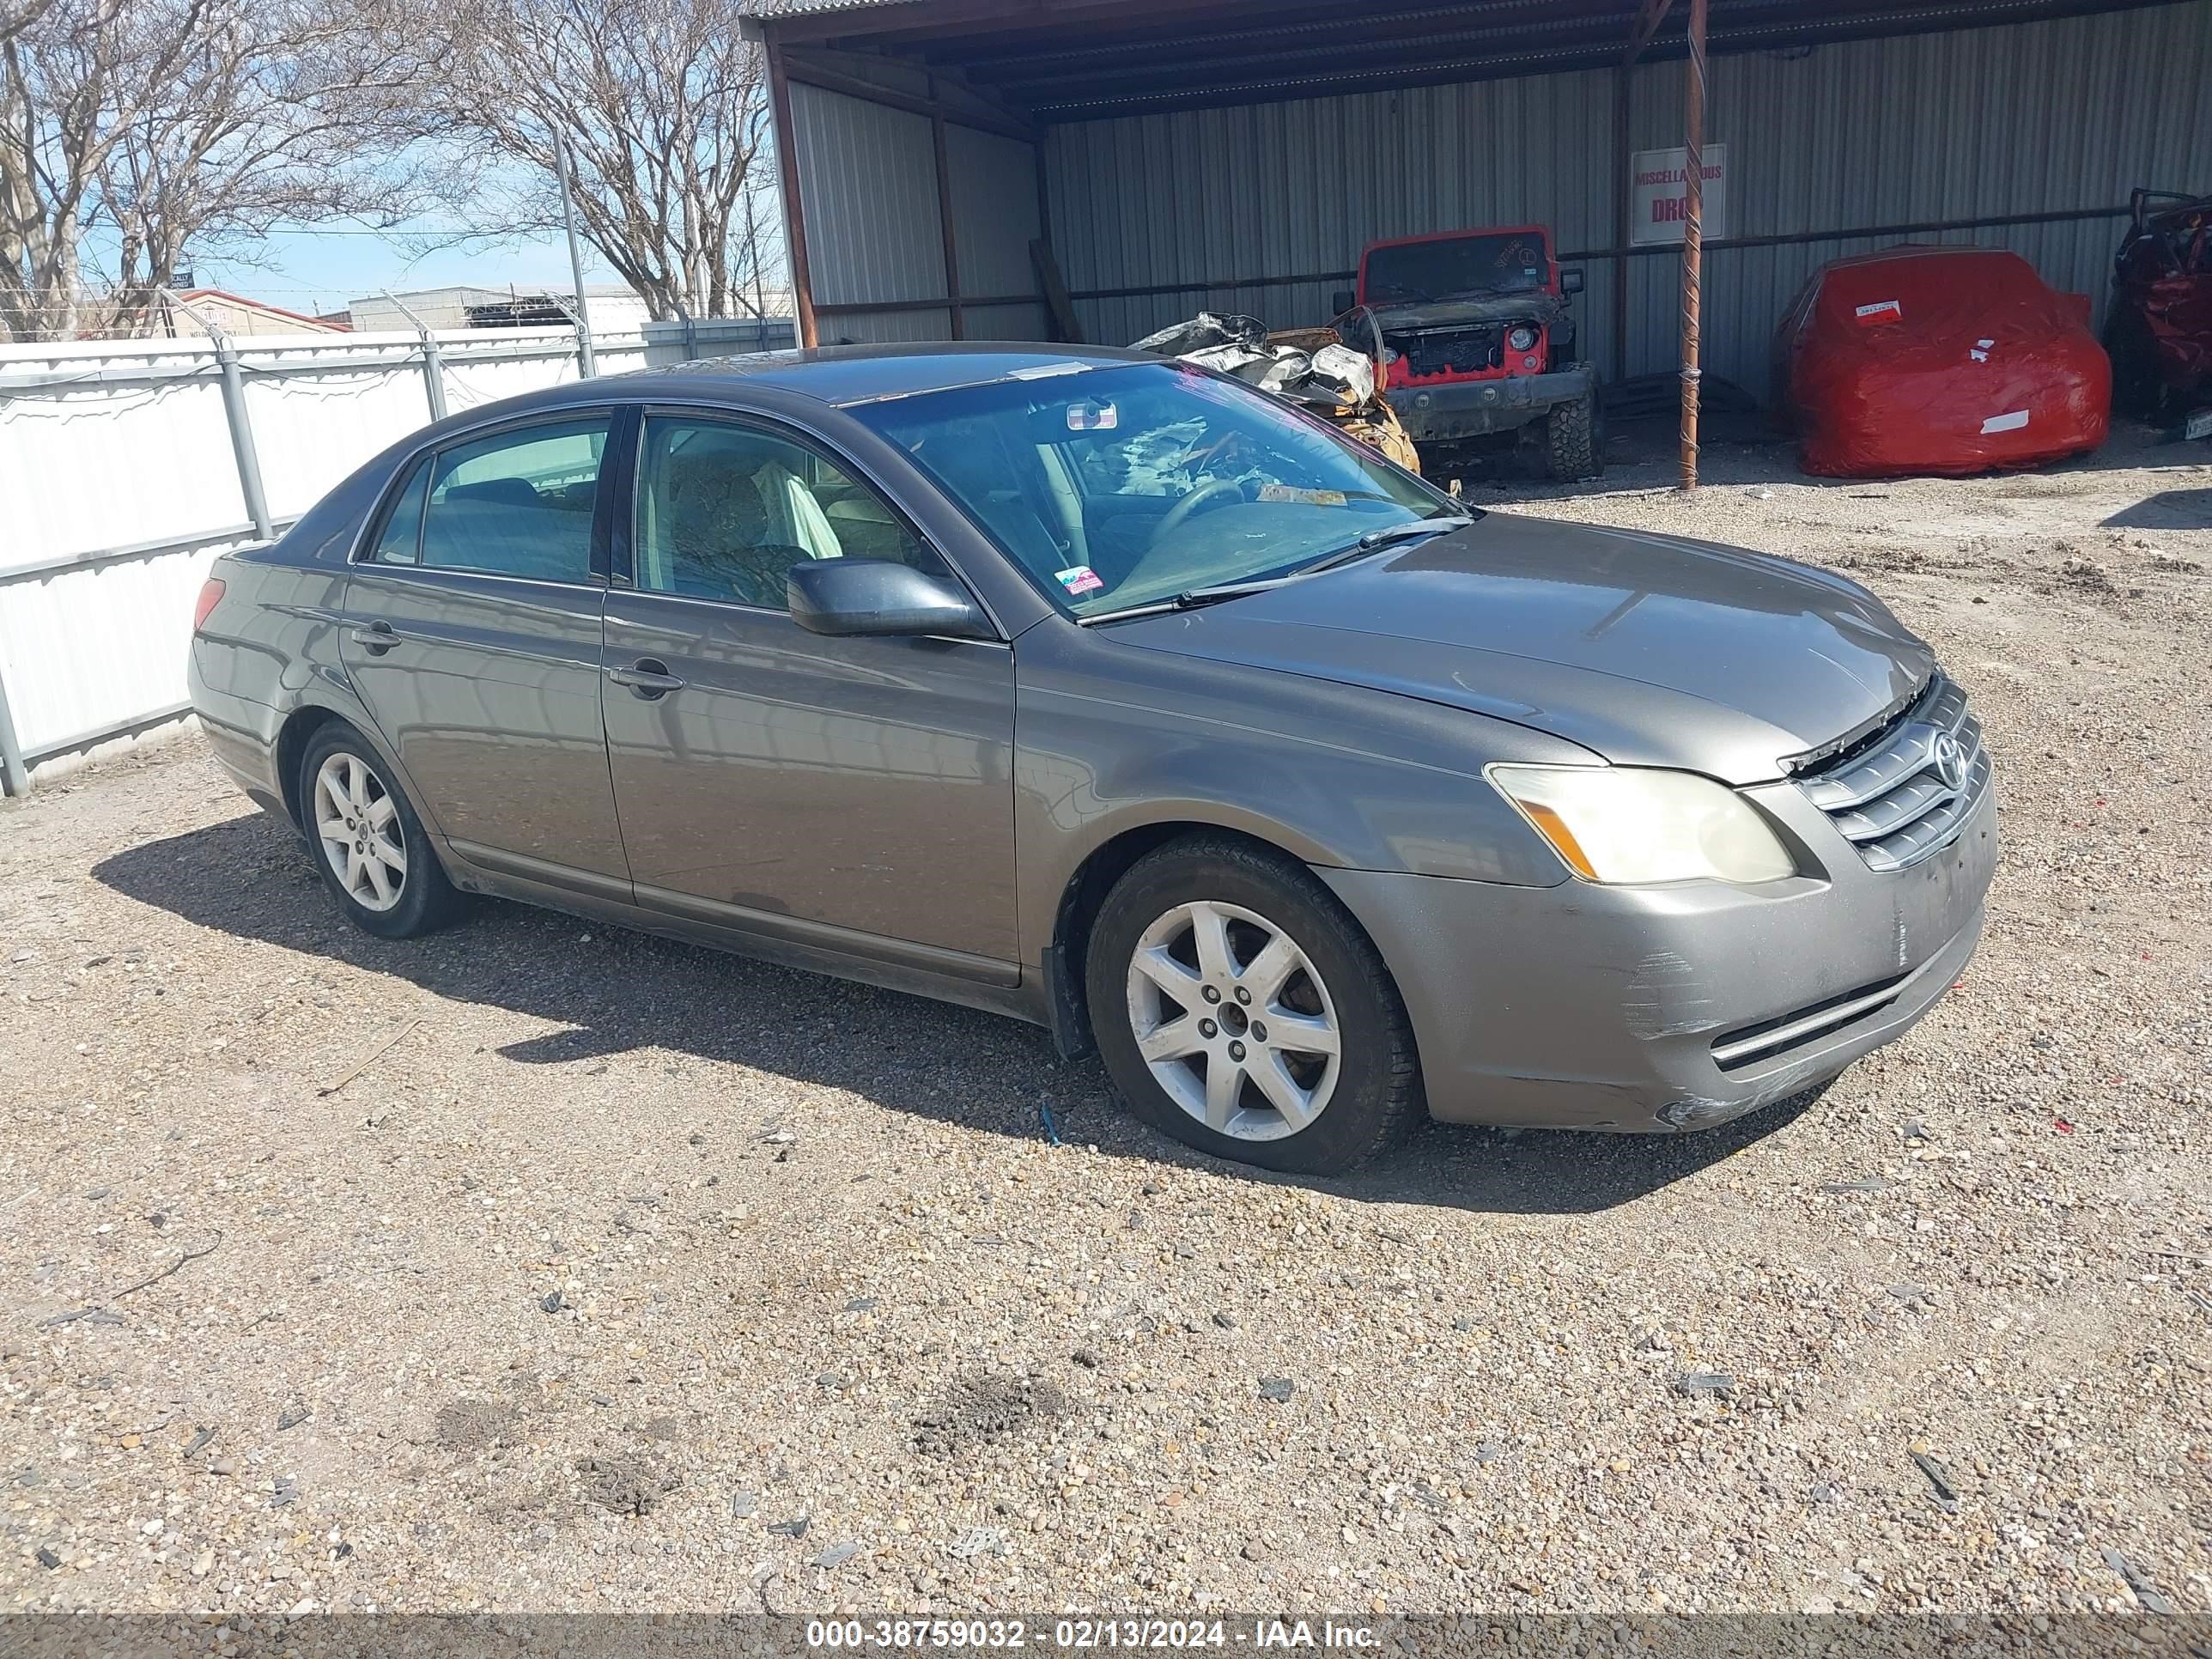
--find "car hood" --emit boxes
[1109,511,1934,784]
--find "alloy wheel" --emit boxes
[1123,899,1341,1141]
[313,751,407,913]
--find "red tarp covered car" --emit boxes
[2105,189,2212,422]
[1774,246,2110,477]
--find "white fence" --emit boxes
[0,315,795,794]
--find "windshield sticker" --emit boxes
[1854,299,1904,325]
[1007,361,1091,380]
[1257,484,1349,507]
[1054,564,1106,596]
[1066,400,1119,430]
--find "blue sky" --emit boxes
[189,222,621,317]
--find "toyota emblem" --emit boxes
[1930,732,1967,793]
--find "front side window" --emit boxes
[406,417,611,582]
[633,416,949,609]
[851,362,1448,617]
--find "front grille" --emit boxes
[1797,672,1991,872]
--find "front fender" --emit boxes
[1011,620,1583,975]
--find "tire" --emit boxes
[1544,377,1602,481]
[1084,835,1423,1175]
[298,721,463,939]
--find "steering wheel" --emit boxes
[1150,478,1243,547]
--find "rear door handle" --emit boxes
[608,659,684,698]
[349,621,398,653]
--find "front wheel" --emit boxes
[1085,836,1423,1174]
[1544,376,1604,481]
[300,722,464,939]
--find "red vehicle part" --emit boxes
[2105,189,2212,419]
[1775,246,2110,477]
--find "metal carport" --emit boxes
[744,0,2212,481]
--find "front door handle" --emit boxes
[349,621,398,653]
[608,659,684,699]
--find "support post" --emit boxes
[384,289,447,422]
[554,131,598,378]
[766,36,819,349]
[164,290,274,540]
[214,336,274,539]
[931,86,964,340]
[0,663,29,799]
[1611,62,1632,386]
[1678,0,1708,492]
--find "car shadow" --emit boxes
[93,813,1814,1218]
[2102,488,2212,531]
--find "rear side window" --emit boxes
[411,418,611,582]
[366,461,428,565]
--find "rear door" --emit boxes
[339,412,629,900]
[599,408,1018,975]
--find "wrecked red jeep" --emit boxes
[1335,225,1602,479]
[2105,188,2212,431]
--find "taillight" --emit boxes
[192,577,226,632]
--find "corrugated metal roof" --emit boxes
[757,0,2179,120]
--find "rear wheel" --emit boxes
[300,722,463,939]
[1085,836,1422,1174]
[1544,375,1603,481]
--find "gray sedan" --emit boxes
[187,345,1996,1174]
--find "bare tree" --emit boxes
[438,0,782,321]
[0,0,440,341]
[0,0,51,48]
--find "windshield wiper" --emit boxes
[1294,513,1477,577]
[1075,577,1291,627]
[1077,514,1477,626]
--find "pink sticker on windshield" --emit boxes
[1066,400,1119,430]
[1054,565,1105,595]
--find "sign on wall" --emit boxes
[1631,144,1729,246]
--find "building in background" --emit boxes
[155,288,348,337]
[343,284,791,335]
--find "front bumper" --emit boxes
[1319,772,1996,1132]
[1386,365,1595,443]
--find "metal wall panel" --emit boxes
[945,124,1043,313]
[790,81,948,307]
[816,307,958,343]
[1624,0,2212,387]
[1045,65,1619,359]
[1044,3,2212,386]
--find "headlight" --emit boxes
[1506,325,1538,352]
[1488,765,1795,884]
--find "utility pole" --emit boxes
[1678,0,1708,491]
[554,130,597,378]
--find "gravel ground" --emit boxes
[2,417,2209,1621]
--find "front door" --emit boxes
[600,411,1018,972]
[339,413,629,898]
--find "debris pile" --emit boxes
[1131,311,1419,471]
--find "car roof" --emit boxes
[492,342,1163,417]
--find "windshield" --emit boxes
[849,362,1451,619]
[1364,233,1550,305]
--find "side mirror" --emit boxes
[1331,288,1356,315]
[1559,268,1585,295]
[787,558,994,641]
